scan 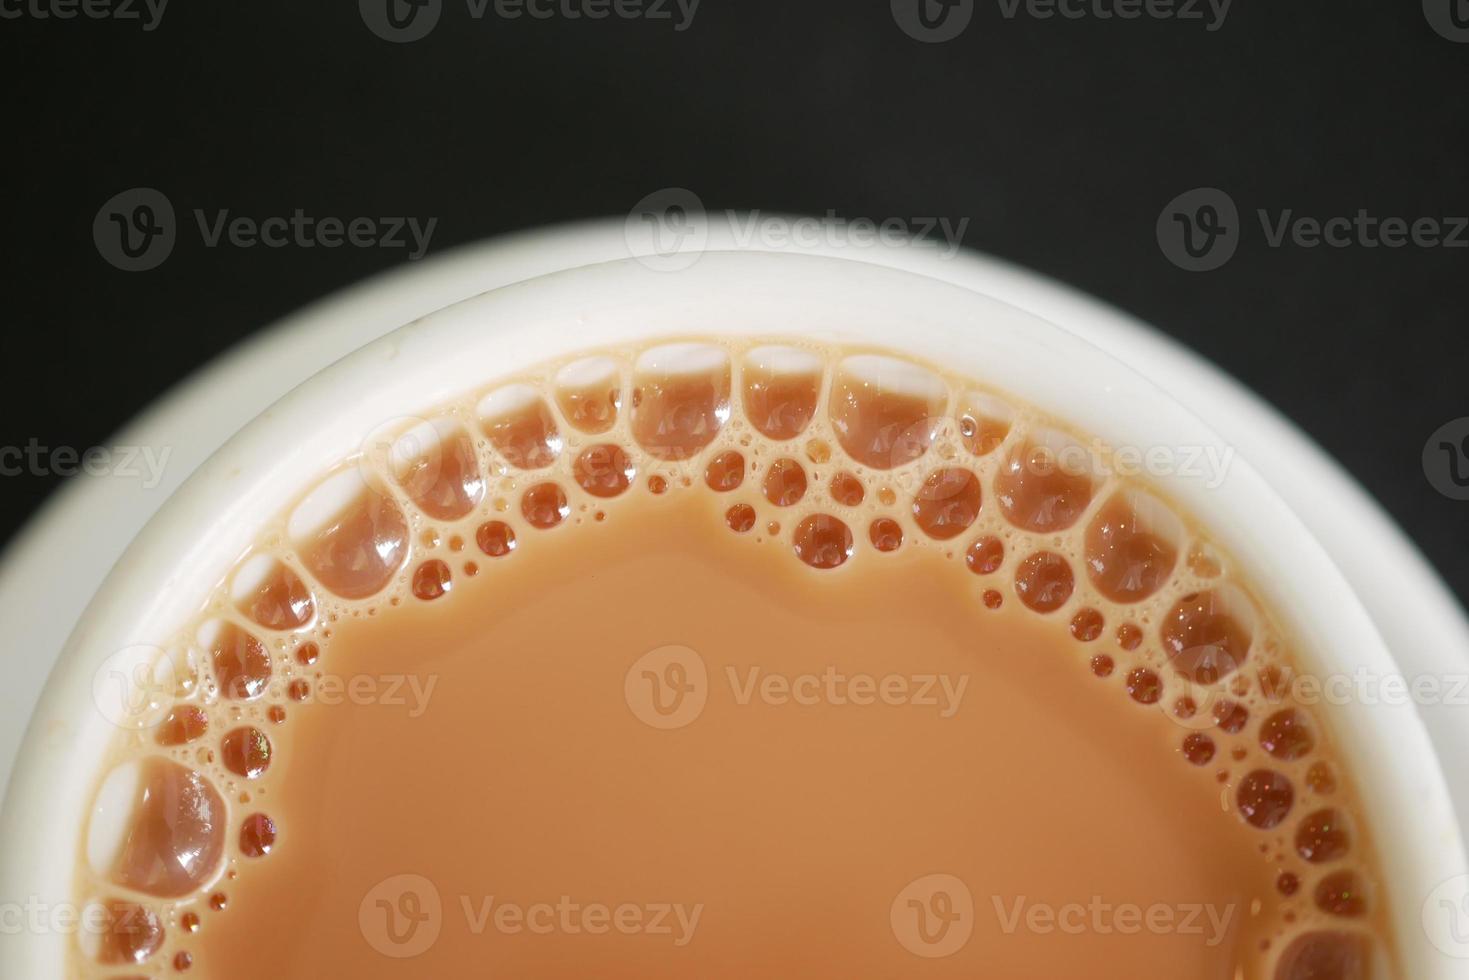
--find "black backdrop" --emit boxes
[2,0,1466,602]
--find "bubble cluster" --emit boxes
[75,338,1393,978]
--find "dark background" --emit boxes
[2,0,1466,601]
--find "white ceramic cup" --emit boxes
[1,251,1462,977]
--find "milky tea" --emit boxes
[76,339,1392,979]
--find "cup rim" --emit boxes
[3,249,1460,976]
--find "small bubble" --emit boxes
[1126,668,1161,704]
[181,911,201,933]
[240,812,277,858]
[1069,608,1104,642]
[287,679,310,702]
[1089,654,1114,677]
[448,534,464,552]
[912,468,982,540]
[412,559,453,600]
[475,521,517,558]
[156,705,209,747]
[1213,700,1249,734]
[209,892,228,912]
[464,561,479,576]
[1161,589,1252,684]
[1014,552,1074,613]
[1086,496,1179,604]
[521,482,570,528]
[1236,770,1294,829]
[267,705,286,725]
[1296,809,1351,863]
[209,623,273,702]
[222,727,272,780]
[419,529,440,550]
[1116,623,1143,651]
[805,439,831,464]
[295,642,319,666]
[1174,697,1197,719]
[1260,708,1315,761]
[648,475,668,495]
[1183,733,1215,765]
[982,589,1003,610]
[792,515,853,569]
[95,900,164,965]
[725,504,756,533]
[174,950,193,972]
[573,444,636,498]
[869,517,904,552]
[964,536,1004,575]
[704,451,746,492]
[829,471,865,507]
[1276,871,1299,896]
[1314,870,1368,917]
[763,458,808,507]
[877,487,897,506]
[995,440,1093,532]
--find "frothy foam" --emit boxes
[73,337,1396,979]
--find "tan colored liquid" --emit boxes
[74,340,1394,980]
[201,494,1281,977]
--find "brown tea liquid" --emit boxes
[75,342,1394,979]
